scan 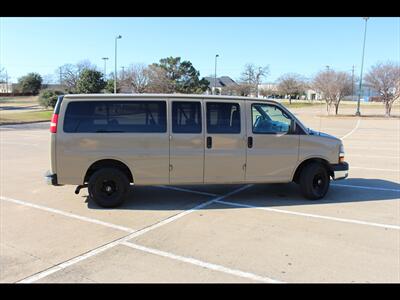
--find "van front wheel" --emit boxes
[299,163,330,200]
[88,168,129,208]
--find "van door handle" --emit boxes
[206,136,212,149]
[248,136,253,148]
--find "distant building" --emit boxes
[0,83,14,94]
[258,83,324,101]
[257,83,278,98]
[0,83,66,95]
[305,89,323,101]
[204,76,237,95]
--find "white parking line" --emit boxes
[0,142,40,147]
[0,196,135,233]
[341,119,361,140]
[347,154,400,159]
[157,185,218,197]
[214,200,400,230]
[351,167,400,172]
[331,183,400,193]
[122,242,281,283]
[347,146,399,151]
[16,184,253,283]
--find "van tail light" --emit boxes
[339,152,345,163]
[50,113,58,133]
[339,144,345,163]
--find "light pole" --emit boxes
[102,57,109,79]
[351,65,355,101]
[114,35,122,94]
[214,54,219,95]
[356,17,369,116]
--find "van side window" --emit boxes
[172,102,202,133]
[207,102,240,133]
[63,101,166,133]
[252,103,292,134]
[206,102,241,134]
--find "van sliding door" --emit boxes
[169,100,205,184]
[203,100,246,184]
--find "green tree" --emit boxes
[76,69,106,93]
[17,72,43,94]
[105,78,118,93]
[152,57,209,94]
[38,89,63,108]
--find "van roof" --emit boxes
[63,93,280,104]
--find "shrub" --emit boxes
[39,89,63,108]
[17,72,43,95]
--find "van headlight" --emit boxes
[339,144,345,163]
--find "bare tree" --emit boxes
[364,61,400,117]
[42,74,56,87]
[146,65,173,93]
[224,82,252,97]
[258,87,277,98]
[240,64,269,96]
[119,64,150,93]
[276,73,307,104]
[313,69,352,115]
[0,67,7,83]
[58,60,97,93]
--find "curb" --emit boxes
[0,120,50,126]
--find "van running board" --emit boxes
[75,184,88,194]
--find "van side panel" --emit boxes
[55,99,170,185]
[50,133,57,174]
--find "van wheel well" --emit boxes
[84,159,133,184]
[292,158,333,184]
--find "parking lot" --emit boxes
[0,105,399,283]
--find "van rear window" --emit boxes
[63,101,166,133]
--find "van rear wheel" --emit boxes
[88,168,129,208]
[299,162,330,200]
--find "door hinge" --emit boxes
[169,164,173,171]
[242,163,246,171]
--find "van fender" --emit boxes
[82,156,135,184]
[291,155,332,182]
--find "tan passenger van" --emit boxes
[45,94,349,208]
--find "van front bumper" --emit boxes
[44,171,60,186]
[330,162,349,180]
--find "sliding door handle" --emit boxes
[206,136,212,149]
[248,136,253,148]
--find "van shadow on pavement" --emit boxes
[85,178,399,210]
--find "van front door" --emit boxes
[169,100,204,184]
[204,101,246,184]
[245,102,299,182]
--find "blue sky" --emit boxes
[1,17,399,83]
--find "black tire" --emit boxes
[88,168,129,208]
[299,162,330,200]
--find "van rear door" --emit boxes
[57,99,170,185]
